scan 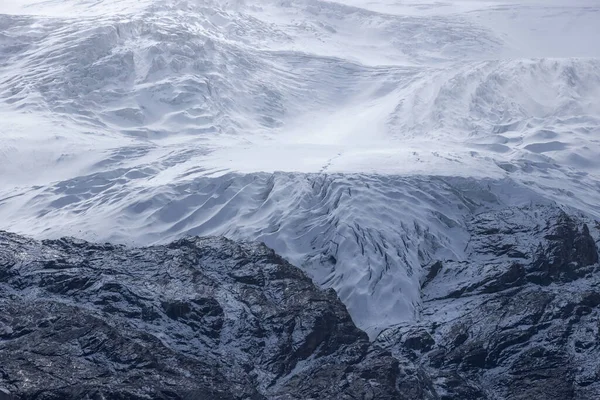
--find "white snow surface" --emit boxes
[1,0,599,336]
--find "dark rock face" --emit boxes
[1,204,599,400]
[530,214,598,284]
[0,233,402,400]
[376,206,600,400]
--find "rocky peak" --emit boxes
[0,232,402,399]
[1,204,599,400]
[376,205,600,400]
[530,212,598,284]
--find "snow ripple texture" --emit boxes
[1,0,599,336]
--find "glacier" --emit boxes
[1,0,599,338]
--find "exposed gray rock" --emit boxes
[0,233,402,400]
[376,205,600,400]
[2,204,599,400]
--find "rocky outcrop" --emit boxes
[1,205,599,400]
[376,206,600,400]
[0,233,402,400]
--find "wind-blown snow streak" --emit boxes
[0,0,599,334]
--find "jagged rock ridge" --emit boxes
[0,233,401,400]
[376,206,600,400]
[1,204,599,400]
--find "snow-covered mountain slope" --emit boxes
[0,172,556,336]
[1,0,599,334]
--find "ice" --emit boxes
[0,0,598,334]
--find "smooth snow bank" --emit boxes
[201,58,600,179]
[2,1,598,185]
[1,0,154,16]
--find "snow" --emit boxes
[0,171,554,336]
[0,0,599,335]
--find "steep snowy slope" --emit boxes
[1,0,599,335]
[0,172,556,335]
